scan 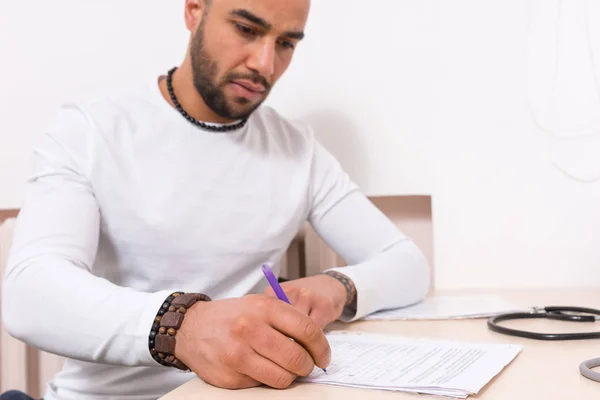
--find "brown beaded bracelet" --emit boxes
[148,291,211,371]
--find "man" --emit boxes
[1,0,430,399]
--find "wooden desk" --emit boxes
[160,288,600,399]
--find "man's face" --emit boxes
[190,0,309,121]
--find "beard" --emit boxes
[190,22,271,121]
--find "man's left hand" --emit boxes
[263,274,348,329]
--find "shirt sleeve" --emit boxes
[307,140,431,321]
[1,103,171,367]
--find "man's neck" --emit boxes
[157,62,234,125]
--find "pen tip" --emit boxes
[323,368,327,374]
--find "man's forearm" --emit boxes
[323,238,430,321]
[309,190,430,322]
[3,255,172,366]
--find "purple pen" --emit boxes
[261,264,328,374]
[261,264,291,304]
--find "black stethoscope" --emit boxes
[487,306,600,383]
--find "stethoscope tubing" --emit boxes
[486,306,600,383]
[487,307,600,341]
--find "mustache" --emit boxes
[225,72,271,91]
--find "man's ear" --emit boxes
[184,0,208,32]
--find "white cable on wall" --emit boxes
[527,0,600,182]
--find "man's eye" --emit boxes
[278,40,295,50]
[236,24,257,37]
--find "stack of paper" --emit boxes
[299,331,521,398]
[362,295,524,321]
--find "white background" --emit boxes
[432,0,600,288]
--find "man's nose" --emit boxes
[246,39,275,81]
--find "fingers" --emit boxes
[249,325,315,377]
[220,335,298,389]
[266,299,331,370]
[237,352,298,389]
[202,368,260,390]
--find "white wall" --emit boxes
[432,0,600,289]
[265,0,435,196]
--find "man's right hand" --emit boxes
[174,294,331,389]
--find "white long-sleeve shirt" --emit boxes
[2,80,430,400]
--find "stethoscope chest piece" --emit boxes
[580,358,600,383]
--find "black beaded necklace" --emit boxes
[166,67,248,132]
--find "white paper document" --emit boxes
[299,332,522,398]
[362,295,523,321]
